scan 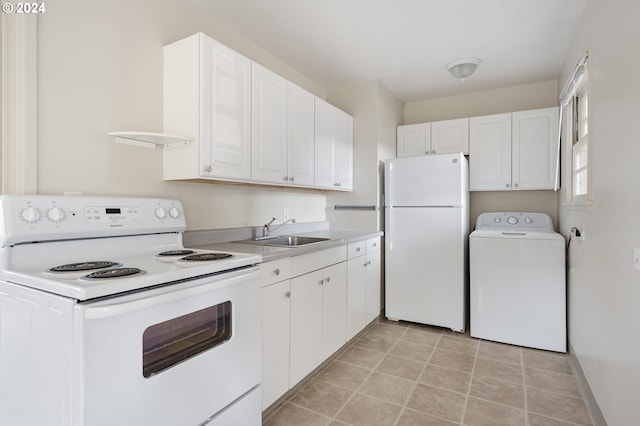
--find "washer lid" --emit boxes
[470,229,565,240]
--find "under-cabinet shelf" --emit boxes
[108,131,192,149]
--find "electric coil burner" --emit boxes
[83,267,145,280]
[182,253,232,262]
[49,261,121,272]
[157,249,195,257]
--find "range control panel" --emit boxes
[0,195,186,246]
[475,212,555,232]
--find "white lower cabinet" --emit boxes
[260,258,292,410]
[346,237,381,341]
[365,238,382,323]
[290,261,346,387]
[261,240,380,410]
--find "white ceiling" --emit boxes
[190,0,587,102]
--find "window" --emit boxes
[142,301,232,377]
[561,54,590,203]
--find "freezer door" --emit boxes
[384,153,467,207]
[385,207,467,331]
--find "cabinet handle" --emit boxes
[356,247,361,252]
[204,166,212,173]
[283,176,289,181]
[319,279,324,285]
[505,183,510,188]
[372,242,377,247]
[333,182,342,187]
[514,183,519,188]
[325,277,331,283]
[363,262,368,267]
[285,291,291,298]
[431,150,436,154]
[273,268,280,276]
[290,176,295,182]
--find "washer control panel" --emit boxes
[476,212,554,232]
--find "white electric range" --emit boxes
[0,195,262,426]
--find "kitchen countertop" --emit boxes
[190,229,383,263]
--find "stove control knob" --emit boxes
[47,207,65,223]
[507,216,518,225]
[155,207,167,220]
[494,217,502,223]
[169,207,181,219]
[21,207,40,224]
[524,217,533,224]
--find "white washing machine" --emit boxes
[470,212,566,352]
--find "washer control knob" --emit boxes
[21,207,40,224]
[524,217,533,224]
[169,207,181,219]
[507,216,518,225]
[155,207,167,220]
[47,207,65,223]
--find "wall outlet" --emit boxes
[634,248,640,271]
[283,207,290,222]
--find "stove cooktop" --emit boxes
[6,248,261,301]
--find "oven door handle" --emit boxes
[82,287,203,319]
[81,269,257,319]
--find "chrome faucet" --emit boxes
[262,217,296,238]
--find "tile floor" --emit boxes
[263,319,593,426]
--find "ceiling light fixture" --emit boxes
[446,57,481,81]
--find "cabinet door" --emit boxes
[314,97,335,189]
[287,83,316,186]
[469,113,512,191]
[289,270,323,387]
[261,280,291,410]
[512,107,560,190]
[333,109,353,190]
[346,255,366,341]
[397,123,431,157]
[431,118,469,155]
[251,63,288,183]
[365,246,381,324]
[321,262,347,360]
[200,35,252,179]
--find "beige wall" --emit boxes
[558,0,640,424]
[36,0,327,230]
[325,80,402,231]
[404,80,560,229]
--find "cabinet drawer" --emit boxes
[348,241,366,259]
[260,258,292,287]
[366,237,381,253]
[290,246,347,277]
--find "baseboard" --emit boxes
[567,341,607,426]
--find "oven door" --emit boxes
[73,267,260,426]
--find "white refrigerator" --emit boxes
[384,153,469,332]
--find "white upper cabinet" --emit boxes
[286,82,316,186]
[397,118,469,158]
[512,107,560,190]
[431,118,469,155]
[251,64,315,186]
[163,32,351,191]
[315,97,353,191]
[469,113,512,190]
[397,123,431,157]
[163,32,251,181]
[469,107,559,191]
[251,63,288,184]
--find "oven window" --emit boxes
[142,301,232,377]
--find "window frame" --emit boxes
[561,54,592,207]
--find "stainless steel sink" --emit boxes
[235,235,330,247]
